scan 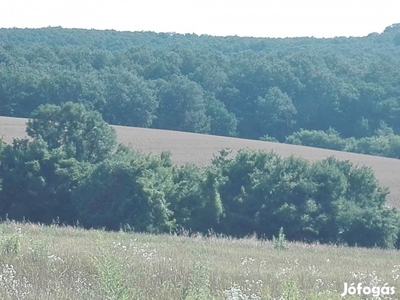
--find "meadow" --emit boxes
[1,220,400,300]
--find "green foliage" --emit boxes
[259,135,278,142]
[168,164,224,234]
[335,202,399,248]
[2,29,400,247]
[154,76,210,133]
[254,87,297,141]
[0,137,91,223]
[273,227,288,250]
[1,26,400,156]
[0,232,21,255]
[90,235,133,300]
[101,70,158,127]
[348,132,400,159]
[286,128,347,151]
[1,105,399,248]
[286,127,400,159]
[27,102,117,163]
[213,149,399,248]
[204,94,238,137]
[0,102,116,224]
[281,280,301,300]
[182,250,212,300]
[72,149,175,232]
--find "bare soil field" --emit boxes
[2,116,400,208]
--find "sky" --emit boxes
[0,0,399,38]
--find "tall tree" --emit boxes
[0,138,90,223]
[154,75,210,133]
[27,102,117,164]
[254,87,297,141]
[101,70,158,127]
[72,148,175,232]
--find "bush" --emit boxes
[285,128,347,151]
[213,149,399,248]
[72,148,175,232]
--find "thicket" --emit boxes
[1,25,400,158]
[0,103,399,248]
[286,127,400,159]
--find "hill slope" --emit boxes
[1,116,400,208]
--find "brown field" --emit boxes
[1,116,400,208]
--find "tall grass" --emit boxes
[0,220,399,299]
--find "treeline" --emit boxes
[0,103,399,248]
[284,127,400,158]
[1,26,400,157]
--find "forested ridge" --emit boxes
[1,25,400,157]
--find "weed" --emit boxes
[1,234,21,255]
[0,227,21,255]
[89,237,133,300]
[280,280,300,300]
[272,227,288,250]
[183,249,212,300]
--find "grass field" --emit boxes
[0,220,400,300]
[1,116,400,208]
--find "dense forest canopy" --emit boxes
[1,25,400,157]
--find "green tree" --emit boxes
[27,102,117,163]
[254,87,297,140]
[215,149,283,236]
[336,200,399,248]
[168,164,224,233]
[0,102,116,223]
[0,70,42,117]
[101,70,158,127]
[190,58,229,94]
[213,149,398,247]
[204,94,238,137]
[0,138,90,223]
[144,50,183,79]
[72,148,175,232]
[154,75,210,133]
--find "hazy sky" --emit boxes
[0,0,399,38]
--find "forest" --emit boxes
[0,25,400,157]
[1,26,400,248]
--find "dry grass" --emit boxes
[0,221,399,299]
[1,116,400,208]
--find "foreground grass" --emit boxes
[0,221,400,299]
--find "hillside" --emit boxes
[2,115,400,208]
